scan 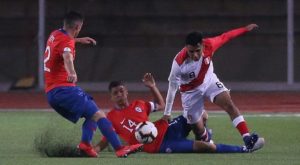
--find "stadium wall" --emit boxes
[0,0,299,91]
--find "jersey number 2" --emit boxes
[44,46,51,72]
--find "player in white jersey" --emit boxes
[163,24,265,150]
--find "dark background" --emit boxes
[0,0,299,85]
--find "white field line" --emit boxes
[1,109,300,117]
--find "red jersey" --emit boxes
[44,29,76,93]
[106,100,168,153]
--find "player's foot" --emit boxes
[115,144,143,158]
[243,133,265,151]
[77,142,98,158]
[242,137,265,153]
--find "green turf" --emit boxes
[0,111,300,165]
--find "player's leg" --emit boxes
[193,141,253,153]
[46,87,99,157]
[89,110,122,151]
[182,92,211,142]
[159,139,249,153]
[159,120,194,153]
[167,115,191,139]
[183,108,211,141]
[46,87,83,123]
[190,119,210,141]
[90,111,142,157]
[213,91,262,149]
[206,75,264,149]
[78,119,98,157]
[202,110,208,126]
[81,119,97,144]
[81,90,142,157]
[159,116,252,153]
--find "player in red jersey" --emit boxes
[94,73,263,153]
[162,24,265,150]
[44,11,142,158]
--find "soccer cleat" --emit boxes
[243,133,265,151]
[77,142,98,158]
[115,144,143,158]
[242,137,265,153]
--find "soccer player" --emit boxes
[44,11,142,158]
[162,24,265,149]
[94,73,264,153]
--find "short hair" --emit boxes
[185,31,203,46]
[108,81,125,92]
[63,11,84,28]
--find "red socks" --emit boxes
[232,116,250,137]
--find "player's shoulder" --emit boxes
[202,38,213,46]
[131,100,151,111]
[50,29,63,38]
[51,29,74,43]
[202,38,214,56]
[174,47,188,65]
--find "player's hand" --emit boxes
[161,115,171,123]
[75,37,97,45]
[245,24,258,31]
[142,73,156,88]
[67,73,77,83]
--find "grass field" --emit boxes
[0,110,300,165]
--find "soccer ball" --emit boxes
[134,121,158,144]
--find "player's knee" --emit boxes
[91,110,106,121]
[202,111,208,124]
[193,141,216,153]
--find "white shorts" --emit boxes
[181,74,229,124]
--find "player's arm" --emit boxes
[75,37,97,45]
[142,73,165,111]
[94,137,109,153]
[163,61,180,120]
[62,51,77,83]
[207,24,258,52]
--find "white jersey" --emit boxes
[168,49,214,93]
[164,26,249,116]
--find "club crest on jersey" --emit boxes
[204,57,211,65]
[135,107,142,112]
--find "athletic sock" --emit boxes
[216,144,244,153]
[97,118,122,150]
[81,119,97,143]
[200,128,209,142]
[232,116,250,137]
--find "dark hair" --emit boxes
[63,11,84,28]
[108,81,125,92]
[185,31,203,46]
